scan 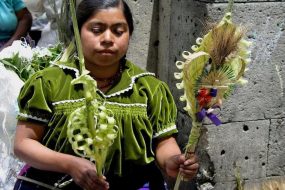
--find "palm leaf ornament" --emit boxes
[53,0,119,182]
[173,11,251,190]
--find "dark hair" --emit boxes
[76,0,134,35]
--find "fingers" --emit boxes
[88,174,109,190]
[184,153,198,165]
[78,173,109,190]
[69,157,109,190]
[92,175,109,190]
[72,167,109,190]
[176,152,198,165]
[179,153,199,180]
[180,170,198,181]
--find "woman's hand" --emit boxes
[67,156,109,190]
[155,137,199,181]
[14,121,109,190]
[165,153,199,180]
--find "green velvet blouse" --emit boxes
[17,60,178,176]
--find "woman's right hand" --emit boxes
[14,121,109,190]
[67,156,109,190]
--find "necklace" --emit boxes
[91,64,123,89]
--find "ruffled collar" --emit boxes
[52,60,155,98]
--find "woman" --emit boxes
[0,0,32,50]
[13,0,199,189]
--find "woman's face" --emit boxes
[80,7,130,67]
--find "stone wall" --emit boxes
[125,0,285,189]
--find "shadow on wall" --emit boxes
[146,0,159,73]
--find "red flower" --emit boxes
[197,88,212,107]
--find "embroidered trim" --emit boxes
[104,102,147,107]
[52,98,85,106]
[52,98,147,108]
[51,63,80,78]
[153,125,177,138]
[51,63,155,99]
[18,113,49,123]
[99,72,156,98]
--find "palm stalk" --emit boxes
[174,121,202,189]
[65,0,118,181]
[69,0,95,136]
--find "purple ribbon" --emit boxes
[196,108,221,126]
[18,164,30,176]
[210,88,217,97]
[138,183,150,190]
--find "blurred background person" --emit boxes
[0,0,32,51]
[24,0,62,47]
[22,0,47,46]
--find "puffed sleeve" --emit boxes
[149,81,178,139]
[17,71,53,124]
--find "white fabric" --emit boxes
[0,63,24,146]
[0,63,24,189]
[23,0,47,31]
[24,0,62,47]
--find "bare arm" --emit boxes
[14,120,109,190]
[2,8,32,49]
[14,120,74,173]
[155,136,199,180]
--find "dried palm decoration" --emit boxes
[174,1,251,189]
[66,0,118,177]
[244,177,285,190]
[52,0,118,187]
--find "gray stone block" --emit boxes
[203,120,269,182]
[125,0,154,69]
[212,181,237,190]
[267,118,285,176]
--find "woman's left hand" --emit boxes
[165,153,199,181]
